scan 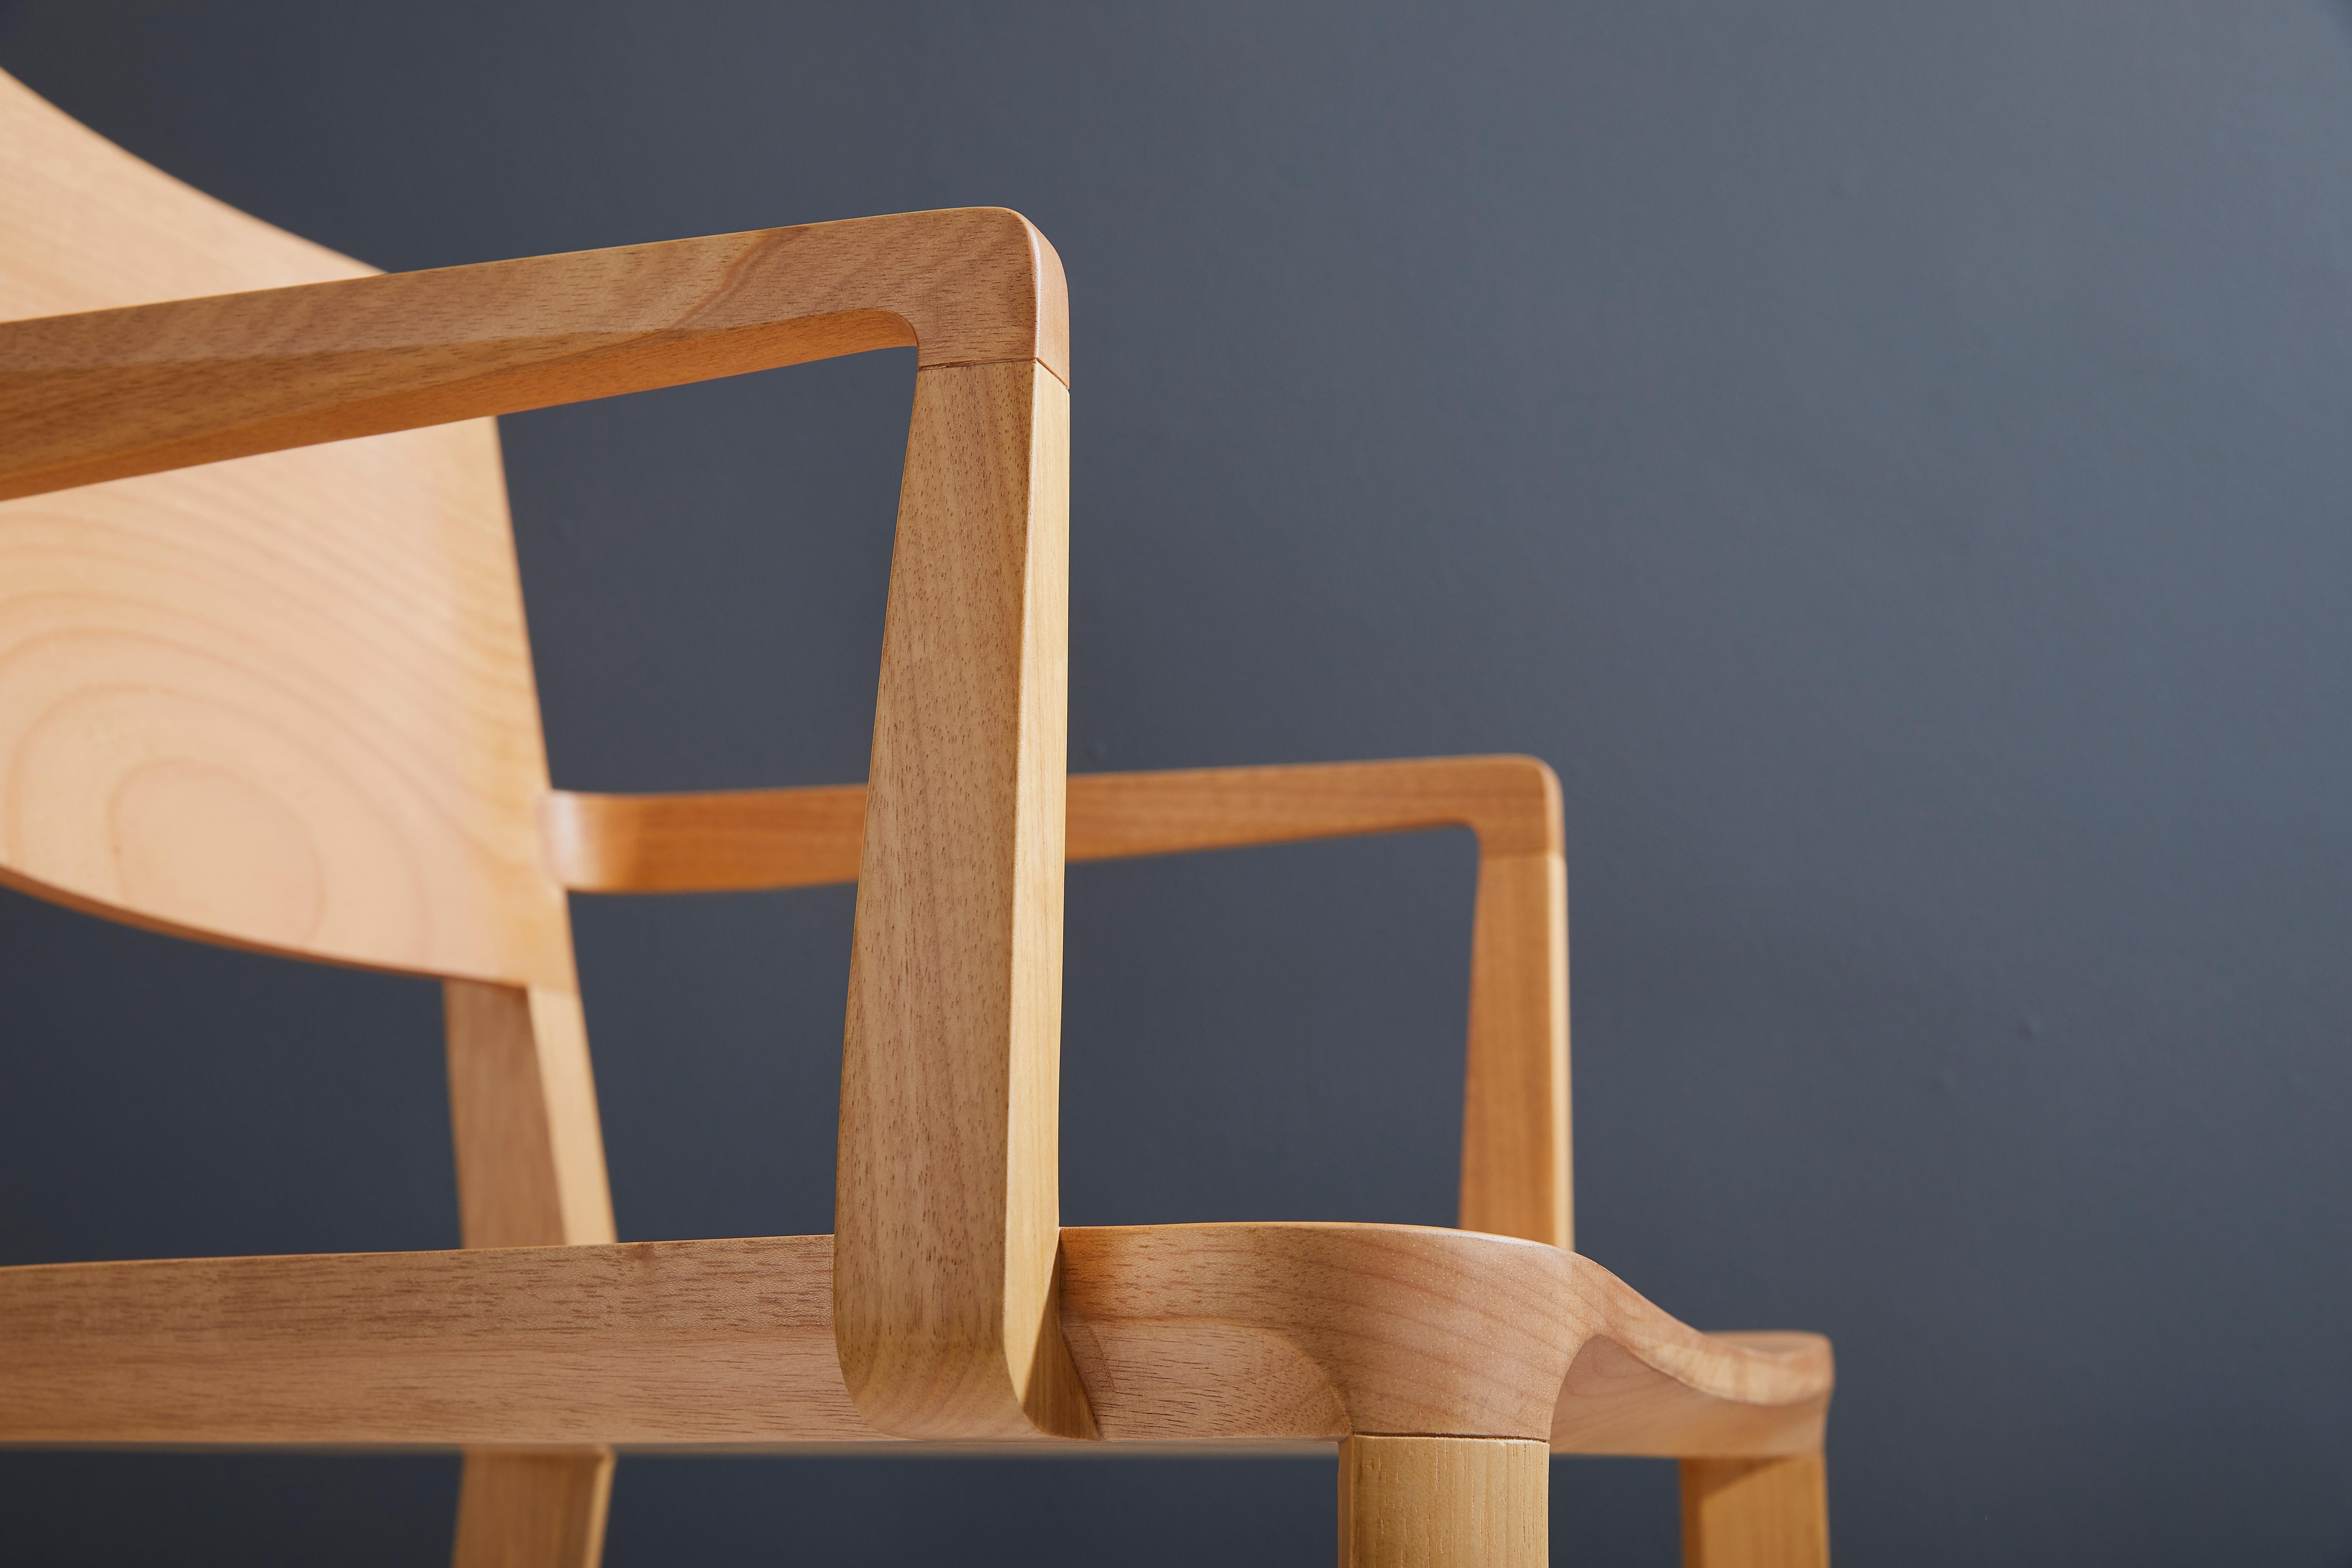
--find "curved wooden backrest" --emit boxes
[0,69,572,988]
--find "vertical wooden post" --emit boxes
[1339,1435,1548,1568]
[1681,1455,1830,1568]
[445,979,618,1568]
[449,1447,615,1568]
[833,356,1093,1441]
[1457,757,1571,1251]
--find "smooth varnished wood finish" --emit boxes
[0,1225,1828,1450]
[4,54,1094,1451]
[1461,845,1570,1247]
[445,981,616,1252]
[0,69,373,313]
[0,208,1065,502]
[1339,1436,1547,1568]
[444,980,618,1566]
[544,756,1571,1247]
[540,783,870,893]
[835,358,1091,1442]
[0,68,572,989]
[2,65,1836,1565]
[451,1449,614,1568]
[0,1237,867,1447]
[1060,1224,1828,1452]
[1682,1456,1831,1568]
[542,755,1558,890]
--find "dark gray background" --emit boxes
[3,2,2349,1563]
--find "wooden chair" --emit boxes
[0,68,1833,1567]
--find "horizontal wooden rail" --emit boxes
[0,1225,1828,1454]
[541,756,1560,894]
[0,207,1065,502]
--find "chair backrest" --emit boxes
[0,68,572,989]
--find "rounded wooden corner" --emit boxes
[1448,754,1563,858]
[0,206,1071,503]
[892,205,1067,387]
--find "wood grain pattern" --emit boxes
[0,69,1066,994]
[444,980,618,1567]
[4,66,1837,1564]
[0,68,373,313]
[0,68,572,989]
[0,1224,1828,1451]
[445,981,616,1252]
[1061,755,1561,859]
[1681,1457,1830,1568]
[1060,1224,1829,1453]
[0,1237,864,1448]
[1460,852,1569,1248]
[451,1448,614,1568]
[834,358,1091,1442]
[542,755,1558,891]
[544,756,1571,1248]
[1339,1436,1547,1568]
[0,208,1065,503]
[539,783,870,893]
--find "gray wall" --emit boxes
[4,3,2350,1562]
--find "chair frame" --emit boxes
[0,115,1831,1565]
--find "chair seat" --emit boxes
[1066,1223,1831,1455]
[0,1222,1827,1456]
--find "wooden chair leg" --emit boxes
[1680,1455,1829,1568]
[452,1449,614,1568]
[445,981,619,1567]
[1338,1435,1547,1568]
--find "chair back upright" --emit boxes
[0,69,571,989]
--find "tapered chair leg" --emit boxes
[1680,1455,1828,1568]
[1338,1435,1547,1568]
[452,1449,614,1568]
[444,981,620,1566]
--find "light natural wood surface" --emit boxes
[444,979,619,1566]
[445,981,616,1252]
[544,756,1562,893]
[1339,1436,1547,1568]
[0,68,1066,995]
[3,61,1095,1460]
[544,756,1572,1249]
[1061,1224,1828,1454]
[1060,754,1559,858]
[451,1448,614,1568]
[0,1224,1828,1451]
[0,68,372,313]
[1460,844,1569,1249]
[834,358,1091,1443]
[0,68,572,989]
[1682,1456,1830,1568]
[540,783,872,893]
[2,64,1836,1564]
[0,207,1065,503]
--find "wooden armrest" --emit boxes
[0,212,1085,1443]
[542,756,1573,1249]
[541,756,1556,893]
[0,206,1065,500]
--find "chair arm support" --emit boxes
[544,755,1573,1249]
[0,213,1083,1443]
[0,206,1065,500]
